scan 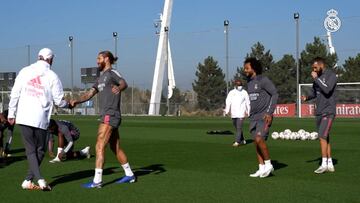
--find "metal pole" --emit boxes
[131,80,134,115]
[294,13,300,117]
[69,36,74,92]
[113,32,118,69]
[27,45,30,65]
[224,20,229,94]
[165,27,170,116]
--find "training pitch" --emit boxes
[0,116,359,202]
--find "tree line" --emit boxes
[191,37,360,111]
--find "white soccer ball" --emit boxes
[271,132,279,140]
[298,129,305,135]
[290,132,297,140]
[310,132,318,140]
[284,129,292,135]
[301,132,309,140]
[279,132,284,139]
[284,133,290,140]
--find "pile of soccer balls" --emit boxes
[271,129,318,140]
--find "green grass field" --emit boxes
[0,116,359,203]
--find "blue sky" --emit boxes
[0,0,359,90]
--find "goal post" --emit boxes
[299,82,360,118]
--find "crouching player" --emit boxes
[48,119,90,163]
[0,110,15,158]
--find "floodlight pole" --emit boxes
[294,13,300,117]
[69,36,74,93]
[224,20,229,94]
[113,32,118,69]
[165,26,170,116]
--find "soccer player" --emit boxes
[71,51,135,188]
[301,57,337,174]
[0,110,15,158]
[48,119,90,163]
[224,79,250,146]
[8,48,71,191]
[243,58,278,178]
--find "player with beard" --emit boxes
[301,57,337,174]
[243,58,278,178]
[71,51,135,188]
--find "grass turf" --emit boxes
[0,116,359,202]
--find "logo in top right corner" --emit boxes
[324,9,341,33]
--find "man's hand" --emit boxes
[301,95,307,102]
[58,152,66,161]
[69,100,77,109]
[7,118,15,125]
[263,114,273,126]
[311,71,318,79]
[112,85,120,95]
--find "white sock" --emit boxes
[264,160,272,166]
[93,168,103,183]
[121,163,134,177]
[259,164,265,171]
[327,158,333,166]
[56,148,63,158]
[322,157,327,167]
[80,147,87,155]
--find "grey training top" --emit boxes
[247,75,278,121]
[55,120,79,142]
[306,68,337,116]
[93,69,124,117]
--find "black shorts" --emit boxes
[101,112,121,128]
[316,114,335,139]
[249,119,271,140]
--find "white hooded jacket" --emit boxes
[8,60,68,130]
[224,86,250,118]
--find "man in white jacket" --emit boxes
[8,48,71,191]
[224,79,251,147]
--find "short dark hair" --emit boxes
[244,57,263,74]
[99,50,118,65]
[312,57,325,65]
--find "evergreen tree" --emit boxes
[192,56,226,110]
[300,37,338,83]
[269,54,297,103]
[340,53,360,82]
[246,42,274,72]
[169,87,185,104]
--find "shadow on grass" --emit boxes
[306,157,338,165]
[102,164,166,187]
[62,154,95,162]
[9,148,25,154]
[0,155,27,168]
[272,160,288,170]
[49,167,118,187]
[245,139,254,144]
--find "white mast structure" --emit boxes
[324,9,341,67]
[149,0,175,115]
